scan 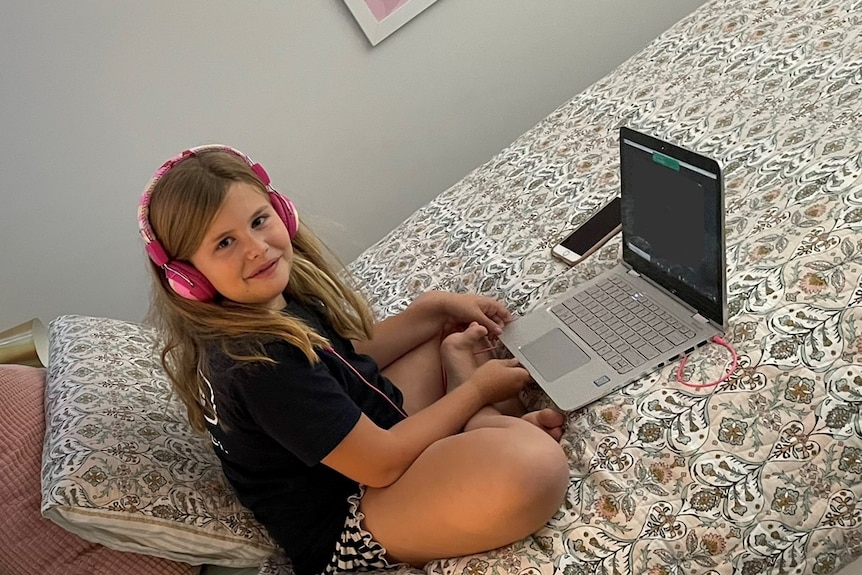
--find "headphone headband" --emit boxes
[138,144,298,301]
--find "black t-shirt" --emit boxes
[202,300,406,575]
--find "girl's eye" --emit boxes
[216,237,233,250]
[252,215,267,228]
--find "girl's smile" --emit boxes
[247,257,280,279]
[190,182,293,309]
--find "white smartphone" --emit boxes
[551,197,622,265]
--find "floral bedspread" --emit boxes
[347,0,862,573]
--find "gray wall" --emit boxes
[0,0,705,329]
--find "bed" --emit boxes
[345,0,862,573]
[4,0,861,574]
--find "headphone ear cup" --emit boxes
[164,261,217,301]
[269,192,298,239]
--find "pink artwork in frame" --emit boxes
[344,0,439,46]
[364,0,410,22]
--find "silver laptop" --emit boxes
[500,127,726,411]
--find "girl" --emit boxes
[139,145,569,575]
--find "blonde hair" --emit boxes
[144,150,375,432]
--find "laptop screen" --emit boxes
[619,128,725,327]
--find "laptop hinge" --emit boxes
[627,269,640,277]
[693,313,709,324]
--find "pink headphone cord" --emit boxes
[324,346,409,418]
[675,335,738,389]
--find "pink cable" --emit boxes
[675,336,738,389]
[474,344,501,355]
[324,346,409,418]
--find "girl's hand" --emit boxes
[464,358,532,404]
[418,292,513,339]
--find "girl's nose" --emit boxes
[245,235,268,259]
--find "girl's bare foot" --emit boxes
[522,408,566,442]
[440,322,489,390]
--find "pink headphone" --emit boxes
[138,144,298,302]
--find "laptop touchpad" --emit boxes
[520,328,590,382]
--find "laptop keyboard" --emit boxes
[550,276,696,374]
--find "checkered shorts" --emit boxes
[322,486,398,574]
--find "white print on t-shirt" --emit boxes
[210,434,228,455]
[198,368,229,455]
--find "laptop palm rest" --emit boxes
[520,328,590,381]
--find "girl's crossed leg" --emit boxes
[366,323,569,567]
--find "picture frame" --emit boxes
[344,0,439,47]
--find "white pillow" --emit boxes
[41,315,277,567]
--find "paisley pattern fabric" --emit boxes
[345,0,862,574]
[42,315,277,567]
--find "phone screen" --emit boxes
[558,197,621,256]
